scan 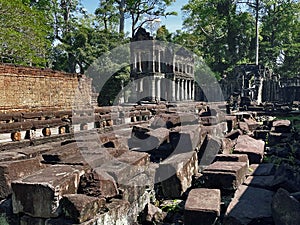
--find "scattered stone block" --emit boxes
[225,115,237,132]
[156,151,198,198]
[12,165,84,218]
[224,129,242,140]
[214,154,248,164]
[224,185,274,225]
[247,163,275,176]
[272,164,300,192]
[200,116,218,126]
[79,170,119,198]
[198,134,221,166]
[20,215,45,225]
[170,125,201,154]
[0,157,45,199]
[254,130,269,140]
[184,188,221,225]
[60,194,106,223]
[220,138,235,154]
[243,175,274,190]
[268,132,293,146]
[272,188,300,225]
[202,161,248,191]
[238,122,250,134]
[243,118,260,131]
[234,135,265,164]
[272,120,291,133]
[140,203,166,223]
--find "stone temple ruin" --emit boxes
[0,32,300,225]
[129,28,195,102]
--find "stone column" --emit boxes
[158,51,161,73]
[180,79,185,101]
[139,78,144,101]
[176,79,180,101]
[156,77,161,101]
[189,80,192,100]
[150,76,156,101]
[161,78,166,100]
[138,52,142,72]
[191,81,195,100]
[171,79,176,102]
[134,53,137,72]
[148,52,153,73]
[185,79,188,100]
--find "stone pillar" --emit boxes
[138,52,142,72]
[191,81,195,100]
[156,77,161,101]
[134,53,137,71]
[185,79,188,100]
[158,51,161,73]
[176,79,180,101]
[150,76,156,101]
[139,78,143,101]
[161,78,166,101]
[148,52,153,73]
[189,80,192,100]
[180,79,185,101]
[171,79,176,102]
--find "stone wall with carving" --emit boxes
[0,64,92,112]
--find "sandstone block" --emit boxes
[156,151,198,198]
[12,165,84,218]
[202,161,248,190]
[234,135,265,164]
[224,185,274,225]
[184,188,221,225]
[0,157,45,199]
[60,194,106,223]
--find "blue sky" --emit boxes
[81,0,189,33]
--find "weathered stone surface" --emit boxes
[220,138,235,154]
[243,175,274,190]
[225,115,237,132]
[247,163,275,176]
[272,164,300,192]
[0,157,45,199]
[42,142,80,162]
[12,165,84,218]
[20,215,45,225]
[198,134,221,166]
[200,116,218,126]
[224,129,242,140]
[214,154,249,163]
[60,194,106,223]
[234,135,265,164]
[243,118,260,131]
[128,127,169,151]
[238,122,250,134]
[156,151,198,198]
[184,188,221,225]
[272,188,300,225]
[78,170,119,198]
[268,132,293,145]
[202,161,248,190]
[224,185,274,225]
[272,120,291,133]
[143,203,166,223]
[170,125,201,154]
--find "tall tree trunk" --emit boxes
[255,0,259,65]
[119,0,125,34]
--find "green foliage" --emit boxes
[0,0,51,66]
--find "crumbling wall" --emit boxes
[0,64,92,112]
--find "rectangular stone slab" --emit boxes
[60,194,106,223]
[184,188,221,225]
[12,165,84,218]
[234,135,265,164]
[0,157,45,199]
[202,161,248,190]
[156,151,198,198]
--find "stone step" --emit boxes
[214,154,249,164]
[184,188,221,225]
[12,165,84,218]
[202,161,248,191]
[234,135,265,164]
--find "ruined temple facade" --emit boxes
[130,28,195,102]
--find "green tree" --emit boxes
[0,0,51,66]
[259,0,300,77]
